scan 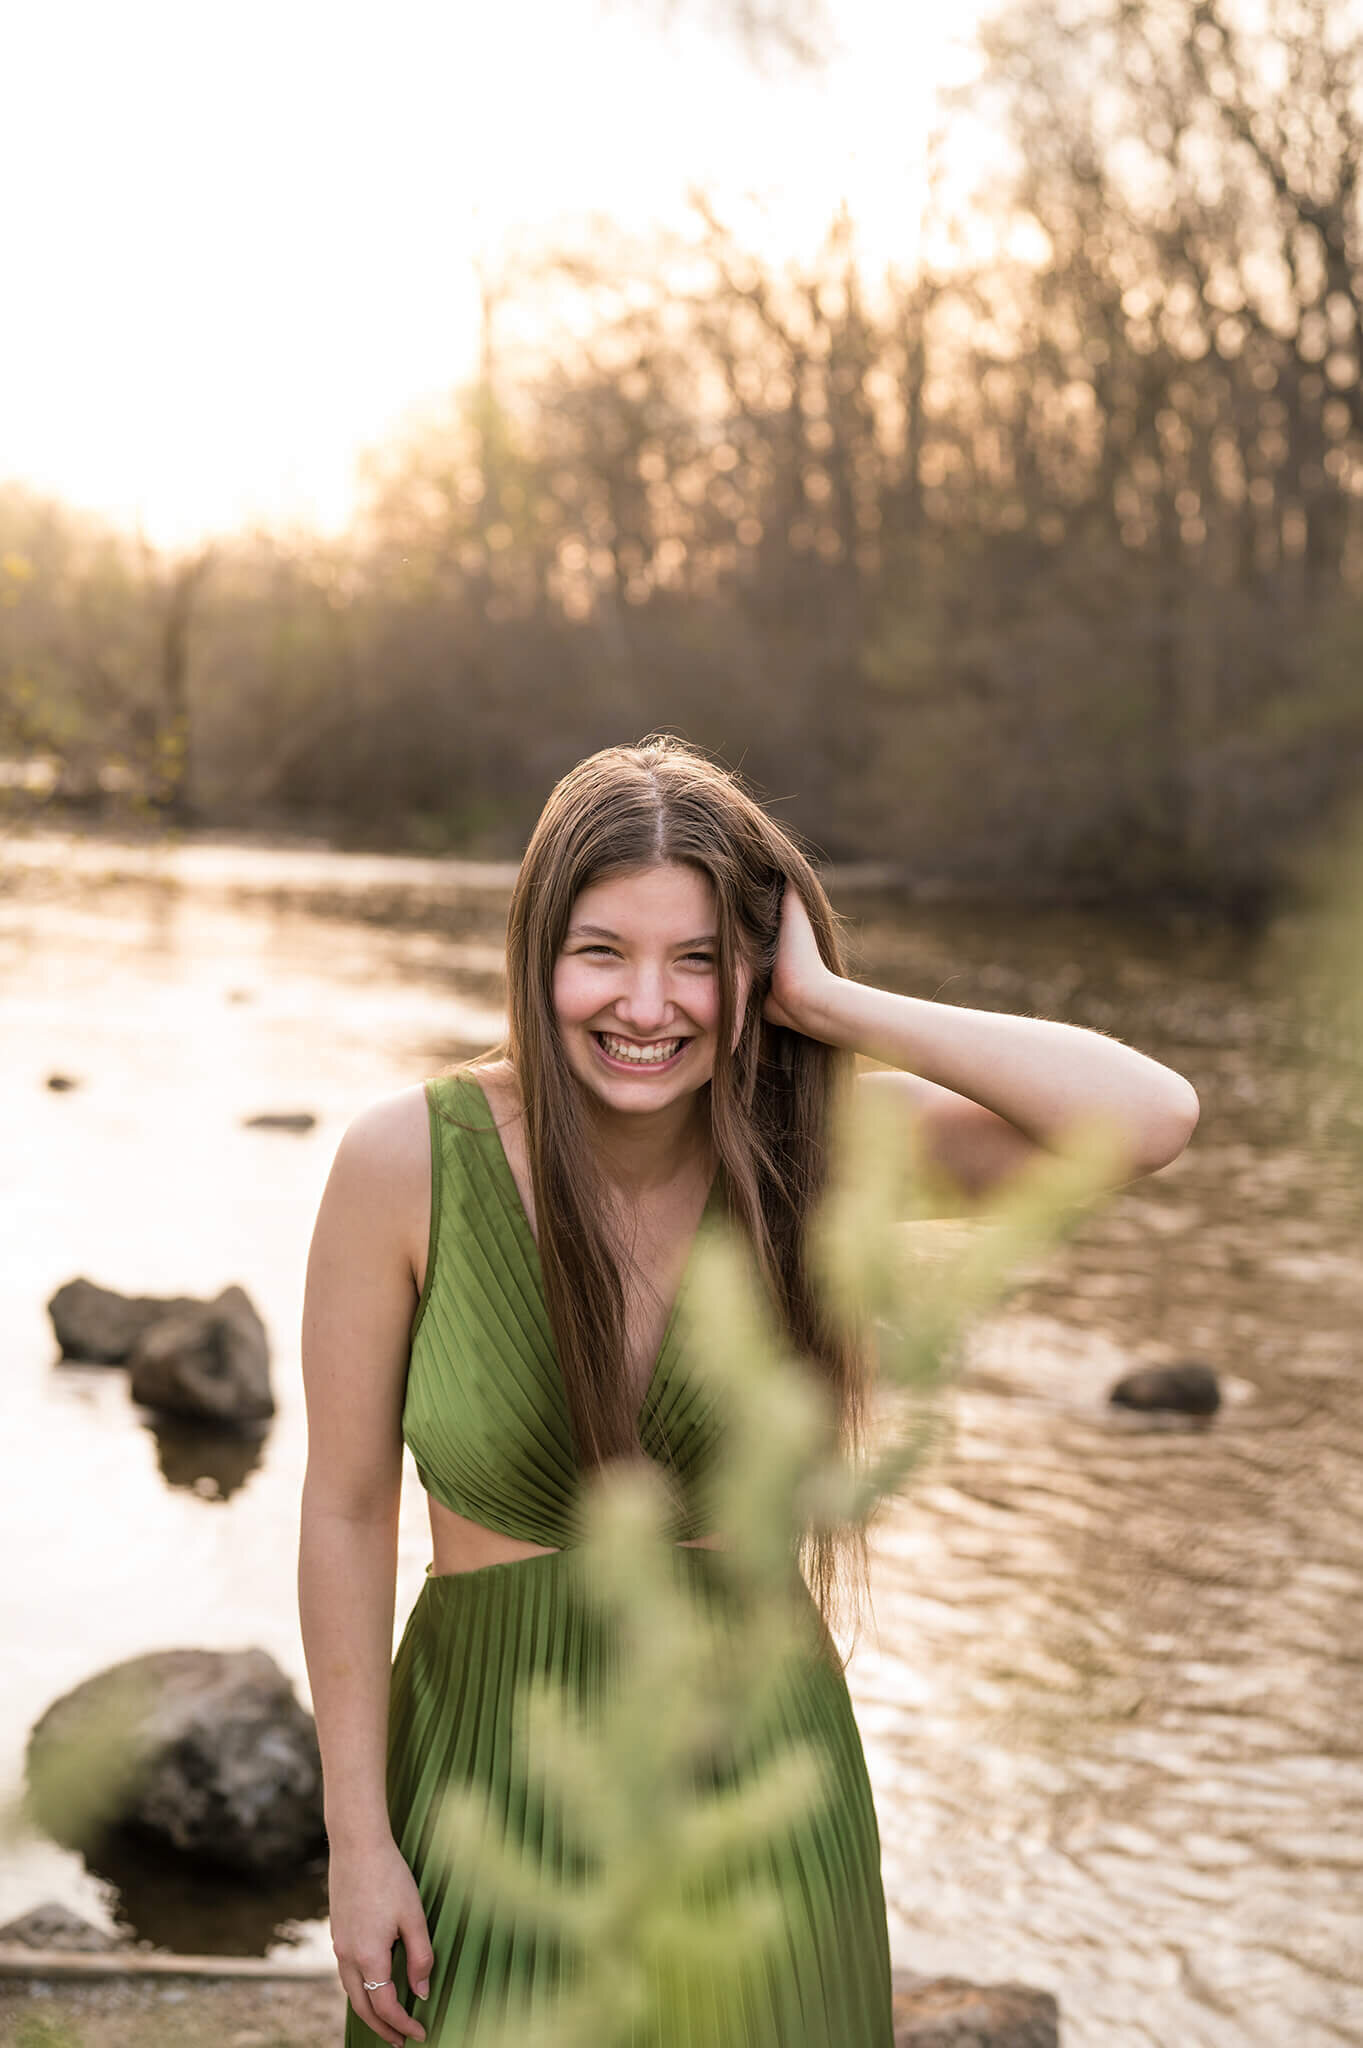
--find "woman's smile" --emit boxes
[591,1030,691,1072]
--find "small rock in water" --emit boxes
[48,1280,274,1424]
[242,1110,317,1132]
[893,1970,1059,2047]
[48,1279,204,1365]
[129,1285,274,1425]
[0,1900,125,1951]
[45,1073,80,1092]
[1109,1360,1221,1417]
[25,1647,326,1878]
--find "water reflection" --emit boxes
[87,1827,328,1956]
[140,1415,268,1501]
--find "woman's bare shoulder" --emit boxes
[313,1086,433,1286]
[333,1062,520,1170]
[334,1082,431,1186]
[311,1081,427,1236]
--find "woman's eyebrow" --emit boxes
[567,923,717,945]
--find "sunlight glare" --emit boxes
[1,0,989,547]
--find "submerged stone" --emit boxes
[893,1969,1060,2047]
[1109,1360,1221,1417]
[0,1900,125,1951]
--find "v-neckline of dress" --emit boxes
[460,1072,723,1433]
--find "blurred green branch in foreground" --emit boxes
[433,1088,1126,2047]
[5,1666,153,1859]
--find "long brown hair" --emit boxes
[463,734,866,1618]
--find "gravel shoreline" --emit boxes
[1,1968,1063,2047]
[0,1975,347,2047]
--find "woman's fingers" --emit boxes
[398,1907,435,2001]
[368,1976,427,2045]
[339,1967,395,2046]
[343,1963,426,2046]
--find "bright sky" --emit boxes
[2,0,989,549]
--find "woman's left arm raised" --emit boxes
[763,888,1200,1205]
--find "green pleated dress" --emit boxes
[342,1071,894,2047]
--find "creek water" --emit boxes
[2,831,1359,2047]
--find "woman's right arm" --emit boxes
[298,1088,434,2048]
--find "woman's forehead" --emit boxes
[570,864,715,930]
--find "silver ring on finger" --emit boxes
[362,1978,391,1991]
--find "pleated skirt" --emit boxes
[343,1547,894,2047]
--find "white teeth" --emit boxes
[598,1033,684,1065]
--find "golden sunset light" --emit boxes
[4,0,987,547]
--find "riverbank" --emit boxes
[0,1966,1059,2047]
[0,1972,345,2048]
[0,805,1276,923]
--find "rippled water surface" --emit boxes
[2,831,1359,2046]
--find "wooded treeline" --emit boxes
[4,0,1363,909]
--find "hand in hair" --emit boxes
[762,883,837,1036]
[760,879,1198,1198]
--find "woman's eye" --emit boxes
[578,946,712,964]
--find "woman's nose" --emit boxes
[612,966,672,1031]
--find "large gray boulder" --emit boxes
[47,1279,203,1365]
[26,1648,325,1879]
[127,1285,274,1424]
[893,1971,1060,2048]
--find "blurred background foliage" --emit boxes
[5,0,1363,914]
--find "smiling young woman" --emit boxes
[297,735,1199,2047]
